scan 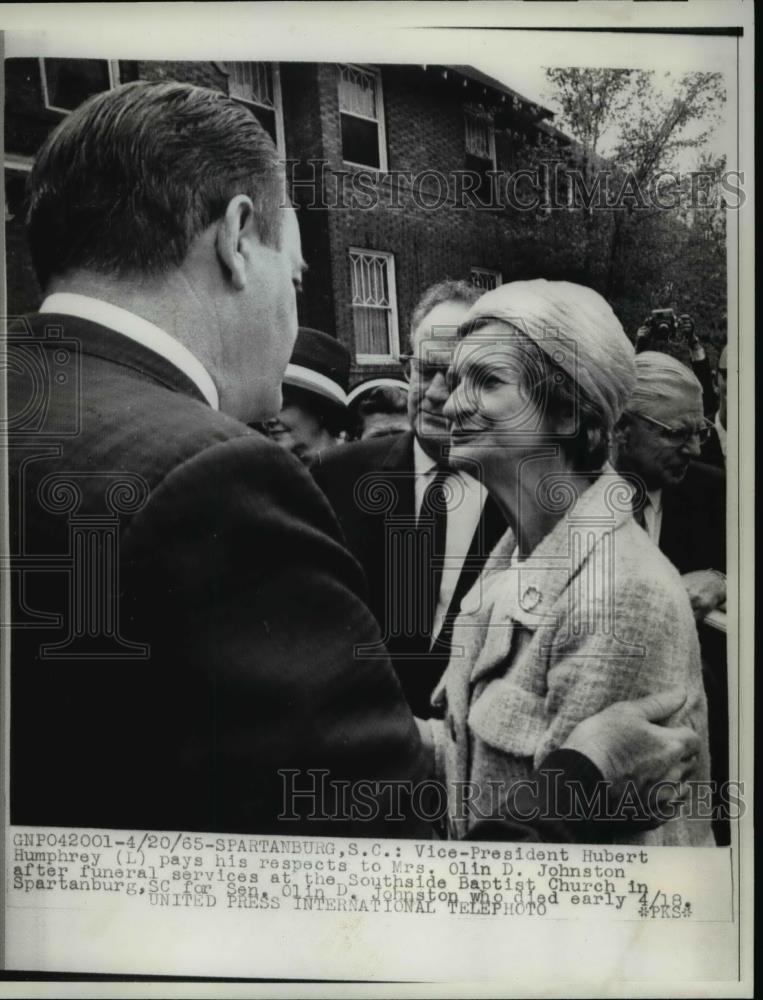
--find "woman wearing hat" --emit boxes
[264,326,351,466]
[422,279,712,845]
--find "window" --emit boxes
[464,108,497,203]
[40,58,119,113]
[465,113,495,162]
[349,249,399,362]
[338,65,387,171]
[222,62,285,156]
[470,268,502,291]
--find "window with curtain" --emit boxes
[338,65,387,171]
[464,109,497,204]
[470,267,502,291]
[223,62,284,154]
[349,249,399,361]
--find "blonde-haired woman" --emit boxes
[423,279,712,846]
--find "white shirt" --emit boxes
[39,292,219,410]
[413,438,486,644]
[642,488,664,545]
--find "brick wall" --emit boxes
[315,64,539,382]
[3,58,230,313]
[281,64,336,337]
[3,58,549,381]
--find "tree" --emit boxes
[545,68,634,169]
[540,68,727,338]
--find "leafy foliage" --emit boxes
[503,68,728,350]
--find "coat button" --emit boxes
[520,585,542,612]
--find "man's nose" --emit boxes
[442,388,455,423]
[424,369,450,401]
[443,383,468,425]
[681,434,702,458]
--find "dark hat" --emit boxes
[283,327,350,407]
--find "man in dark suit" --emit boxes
[313,281,507,718]
[7,80,428,837]
[6,82,702,841]
[615,351,726,618]
[615,350,728,842]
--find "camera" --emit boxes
[646,309,678,340]
[635,309,686,354]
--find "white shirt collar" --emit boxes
[39,292,219,410]
[646,488,663,514]
[413,436,439,477]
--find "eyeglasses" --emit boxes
[398,354,451,381]
[633,412,713,446]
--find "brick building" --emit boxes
[4,57,562,385]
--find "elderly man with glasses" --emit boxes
[313,279,507,718]
[614,351,726,622]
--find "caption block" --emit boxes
[8,827,732,923]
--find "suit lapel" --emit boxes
[379,430,416,520]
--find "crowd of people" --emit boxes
[7,80,728,845]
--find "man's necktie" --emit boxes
[418,469,449,643]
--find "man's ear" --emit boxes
[216,195,257,291]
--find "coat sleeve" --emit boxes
[537,545,709,775]
[121,434,430,837]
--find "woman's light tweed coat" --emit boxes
[429,468,713,845]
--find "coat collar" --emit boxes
[21,312,211,408]
[381,429,415,472]
[460,465,636,632]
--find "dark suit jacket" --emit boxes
[312,431,506,718]
[660,461,728,844]
[659,460,726,575]
[7,313,430,837]
[690,355,719,419]
[700,423,725,469]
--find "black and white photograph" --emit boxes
[0,1,754,993]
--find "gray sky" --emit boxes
[471,28,735,170]
[476,61,731,171]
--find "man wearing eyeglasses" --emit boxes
[313,279,507,717]
[614,351,726,622]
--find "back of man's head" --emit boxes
[27,80,285,289]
